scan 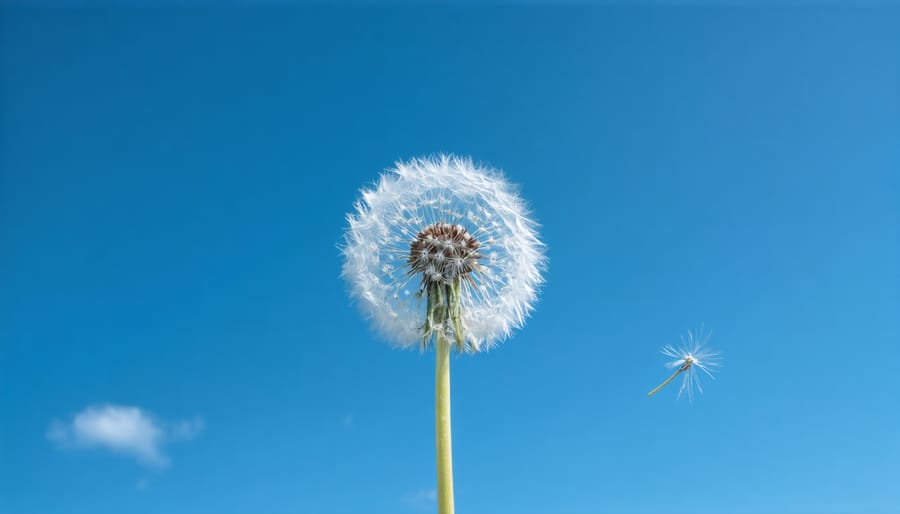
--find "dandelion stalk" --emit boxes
[434,331,454,514]
[427,278,461,513]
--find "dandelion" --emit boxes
[342,155,546,514]
[647,328,721,401]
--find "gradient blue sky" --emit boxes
[1,4,898,514]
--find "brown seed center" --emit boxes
[409,222,482,284]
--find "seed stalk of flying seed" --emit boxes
[647,363,690,397]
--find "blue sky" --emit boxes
[1,4,898,514]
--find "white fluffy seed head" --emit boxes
[341,155,547,352]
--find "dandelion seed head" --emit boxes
[342,155,546,351]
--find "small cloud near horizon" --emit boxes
[171,417,205,440]
[47,404,203,468]
[403,488,437,511]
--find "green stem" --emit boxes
[647,365,688,397]
[448,278,464,351]
[435,333,455,514]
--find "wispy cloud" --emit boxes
[171,417,205,440]
[402,488,437,511]
[47,404,203,468]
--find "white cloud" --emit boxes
[48,404,203,468]
[170,417,205,441]
[402,489,437,511]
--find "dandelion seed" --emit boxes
[647,327,722,401]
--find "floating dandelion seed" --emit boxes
[341,155,546,514]
[647,328,721,401]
